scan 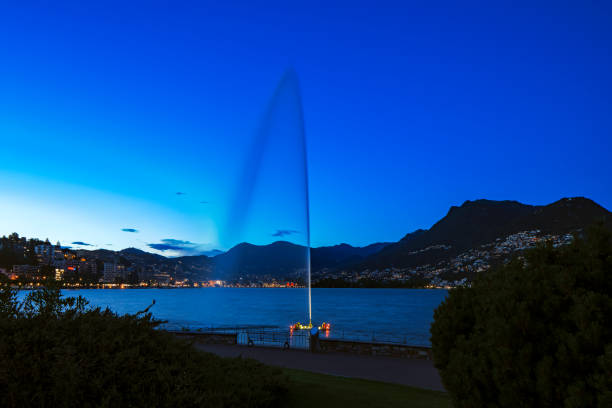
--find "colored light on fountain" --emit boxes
[290,322,331,331]
[290,322,312,330]
[319,322,331,331]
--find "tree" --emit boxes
[431,225,612,407]
[0,283,289,407]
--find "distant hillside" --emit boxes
[66,240,390,281]
[210,241,392,279]
[201,249,224,257]
[359,197,612,270]
[213,241,306,279]
[118,247,166,264]
[310,242,391,270]
[15,196,609,283]
[208,197,611,278]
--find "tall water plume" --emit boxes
[222,69,312,324]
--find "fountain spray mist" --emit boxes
[223,69,312,325]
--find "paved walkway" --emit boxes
[195,343,445,391]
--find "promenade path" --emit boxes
[195,343,445,391]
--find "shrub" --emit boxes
[0,283,288,408]
[431,225,612,407]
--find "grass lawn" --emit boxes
[284,368,452,408]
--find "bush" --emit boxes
[431,225,612,407]
[0,283,288,408]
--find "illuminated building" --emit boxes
[103,262,118,283]
[13,265,40,280]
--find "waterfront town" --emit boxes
[0,230,574,289]
[311,230,574,288]
[0,233,307,288]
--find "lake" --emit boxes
[54,288,448,346]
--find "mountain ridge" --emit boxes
[3,196,609,284]
[357,196,611,271]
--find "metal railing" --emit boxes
[163,321,430,348]
[237,328,309,350]
[164,323,310,350]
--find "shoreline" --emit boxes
[13,285,449,290]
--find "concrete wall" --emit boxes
[319,338,433,360]
[173,332,237,345]
[172,330,432,360]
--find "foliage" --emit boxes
[430,225,612,407]
[0,281,288,408]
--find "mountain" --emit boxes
[310,242,391,270]
[209,241,392,279]
[213,241,306,279]
[206,196,611,279]
[74,248,117,261]
[200,249,224,257]
[359,197,612,270]
[16,196,608,283]
[118,247,166,264]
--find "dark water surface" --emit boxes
[54,288,447,346]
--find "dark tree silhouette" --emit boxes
[0,280,288,407]
[431,224,612,407]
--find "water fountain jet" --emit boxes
[223,69,324,330]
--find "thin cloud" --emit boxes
[200,201,209,204]
[148,243,184,251]
[160,239,194,246]
[147,238,213,256]
[121,228,139,233]
[272,229,299,237]
[71,241,92,246]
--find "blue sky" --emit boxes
[0,1,611,254]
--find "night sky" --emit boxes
[1,1,610,254]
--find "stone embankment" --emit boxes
[319,338,432,359]
[173,331,432,359]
